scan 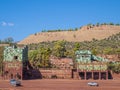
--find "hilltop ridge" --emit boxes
[18,25,120,45]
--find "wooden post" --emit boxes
[99,71,101,80]
[21,62,23,80]
[106,71,108,80]
[85,71,86,80]
[92,71,93,80]
[76,68,79,79]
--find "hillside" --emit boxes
[18,25,120,45]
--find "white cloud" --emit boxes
[8,22,14,26]
[1,21,7,26]
[1,21,14,27]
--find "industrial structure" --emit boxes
[75,50,109,80]
[3,45,28,80]
[1,45,111,80]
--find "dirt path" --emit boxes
[0,79,120,90]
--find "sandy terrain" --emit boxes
[0,79,120,90]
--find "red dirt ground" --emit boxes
[0,79,120,90]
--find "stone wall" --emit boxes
[2,45,28,80]
[112,73,120,80]
[98,54,120,61]
[50,56,73,69]
[31,69,72,79]
[3,61,22,80]
[40,69,72,79]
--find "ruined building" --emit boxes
[1,45,112,80]
[3,45,28,80]
[74,50,109,80]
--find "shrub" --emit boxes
[51,75,57,79]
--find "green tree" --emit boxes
[28,50,38,66]
[116,23,120,26]
[109,22,114,25]
[103,48,113,54]
[4,37,14,44]
[75,28,78,31]
[96,22,100,26]
[107,62,120,74]
[74,42,80,51]
[52,41,66,57]
[38,47,51,68]
[28,46,52,68]
[91,48,98,55]
[87,23,92,26]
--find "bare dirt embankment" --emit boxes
[18,25,120,45]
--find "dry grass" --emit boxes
[18,25,120,45]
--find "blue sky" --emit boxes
[0,0,120,41]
